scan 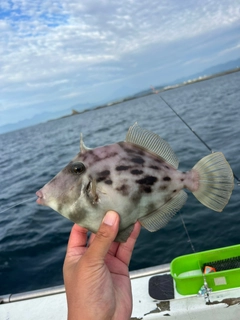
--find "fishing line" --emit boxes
[179,212,196,253]
[158,94,240,186]
[0,196,36,214]
[179,212,212,298]
[180,211,212,299]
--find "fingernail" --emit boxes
[103,211,117,226]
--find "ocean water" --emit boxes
[0,71,239,295]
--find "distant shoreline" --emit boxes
[49,67,240,122]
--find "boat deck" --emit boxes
[1,264,240,319]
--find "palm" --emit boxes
[103,248,133,318]
[63,219,141,320]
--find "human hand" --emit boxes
[63,211,141,320]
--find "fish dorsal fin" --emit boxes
[126,123,179,169]
[139,190,188,231]
[80,133,92,154]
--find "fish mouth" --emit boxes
[36,190,45,205]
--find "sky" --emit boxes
[0,0,240,128]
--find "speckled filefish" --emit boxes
[36,123,234,242]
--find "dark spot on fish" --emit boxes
[143,186,152,193]
[150,165,160,170]
[152,157,164,165]
[98,151,119,161]
[131,191,141,203]
[119,142,145,156]
[181,178,184,182]
[105,179,112,185]
[116,184,129,196]
[96,170,111,183]
[164,165,170,169]
[93,154,101,162]
[136,176,158,185]
[137,150,145,156]
[107,152,118,158]
[121,147,134,153]
[148,203,157,213]
[82,150,93,161]
[116,165,131,171]
[131,169,143,175]
[173,189,177,193]
[93,147,114,161]
[118,142,134,152]
[163,176,171,181]
[131,157,145,165]
[99,170,110,176]
[160,185,167,191]
[84,150,103,164]
[137,184,152,194]
[96,176,106,183]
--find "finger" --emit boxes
[88,232,120,256]
[66,224,88,252]
[85,211,120,261]
[108,242,120,256]
[88,231,96,245]
[116,221,141,266]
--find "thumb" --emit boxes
[86,211,120,261]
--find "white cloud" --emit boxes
[218,43,240,56]
[0,0,240,126]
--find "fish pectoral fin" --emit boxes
[139,190,188,232]
[115,224,135,242]
[126,123,179,169]
[86,179,99,204]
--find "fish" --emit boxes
[36,123,234,242]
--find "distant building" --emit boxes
[71,109,79,115]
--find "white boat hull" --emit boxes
[1,264,240,319]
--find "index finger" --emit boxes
[116,221,141,266]
[67,224,88,251]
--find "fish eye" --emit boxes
[71,162,86,175]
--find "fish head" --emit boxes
[36,137,102,228]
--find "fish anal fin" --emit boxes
[126,123,179,169]
[115,224,135,242]
[139,190,188,232]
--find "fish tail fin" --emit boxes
[191,152,234,212]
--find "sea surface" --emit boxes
[0,72,239,295]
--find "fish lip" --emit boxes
[36,190,44,205]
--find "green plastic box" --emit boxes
[170,244,240,295]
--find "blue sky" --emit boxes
[0,0,240,127]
